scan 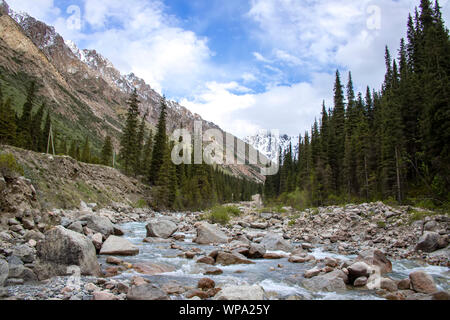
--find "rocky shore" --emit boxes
[0,199,449,300]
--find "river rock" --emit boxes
[215,252,254,266]
[248,243,266,259]
[380,277,398,292]
[79,214,114,237]
[132,262,175,275]
[100,236,139,256]
[68,221,84,234]
[12,244,36,264]
[397,278,411,290]
[198,278,215,290]
[415,232,442,253]
[260,233,293,252]
[196,256,215,265]
[127,284,169,300]
[250,222,268,230]
[214,284,266,300]
[302,270,347,292]
[0,258,8,287]
[409,271,438,294]
[145,219,178,239]
[93,291,118,300]
[347,262,371,283]
[353,276,368,287]
[193,222,229,245]
[35,226,101,279]
[356,249,392,274]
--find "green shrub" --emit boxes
[206,206,233,225]
[377,221,386,228]
[0,153,24,178]
[134,199,148,208]
[224,205,241,217]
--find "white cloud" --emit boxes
[7,0,60,20]
[253,51,272,63]
[182,72,334,138]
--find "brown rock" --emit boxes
[409,271,438,294]
[93,291,118,300]
[185,289,210,299]
[397,278,411,290]
[132,262,175,275]
[204,267,223,275]
[198,278,215,290]
[196,256,215,265]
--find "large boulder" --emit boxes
[302,270,347,292]
[193,222,229,245]
[347,262,371,284]
[100,236,139,256]
[79,214,114,237]
[415,232,443,253]
[145,220,178,239]
[260,233,293,252]
[214,284,266,300]
[356,249,392,274]
[215,252,255,266]
[248,243,266,259]
[36,226,101,279]
[409,271,438,294]
[127,284,169,300]
[0,258,8,287]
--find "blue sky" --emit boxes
[6,0,450,138]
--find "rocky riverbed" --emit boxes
[0,200,449,300]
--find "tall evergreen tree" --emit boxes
[149,97,168,185]
[119,89,140,175]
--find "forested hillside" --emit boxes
[265,0,449,209]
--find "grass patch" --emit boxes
[203,205,241,225]
[0,152,24,178]
[134,198,148,209]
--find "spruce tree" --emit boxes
[101,136,113,166]
[120,89,140,175]
[0,97,17,145]
[149,97,168,185]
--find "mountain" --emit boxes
[244,132,299,162]
[0,1,265,182]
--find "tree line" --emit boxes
[119,89,261,210]
[265,0,449,209]
[0,81,260,210]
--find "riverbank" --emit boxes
[0,199,448,300]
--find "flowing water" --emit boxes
[98,222,450,300]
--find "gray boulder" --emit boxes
[127,284,169,300]
[146,220,178,239]
[214,284,266,300]
[36,226,101,279]
[79,214,114,237]
[302,270,347,292]
[193,222,229,245]
[100,235,139,256]
[248,243,266,259]
[415,232,443,253]
[260,233,293,252]
[409,271,438,294]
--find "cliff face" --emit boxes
[0,1,265,182]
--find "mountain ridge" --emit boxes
[0,1,265,183]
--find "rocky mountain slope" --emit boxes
[0,145,149,212]
[0,1,264,182]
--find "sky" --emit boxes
[6,0,450,139]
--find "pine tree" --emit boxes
[149,97,168,185]
[135,111,148,175]
[31,103,45,152]
[18,81,36,149]
[101,136,113,166]
[120,89,140,175]
[0,97,17,145]
[81,136,91,163]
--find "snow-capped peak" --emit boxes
[245,131,299,161]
